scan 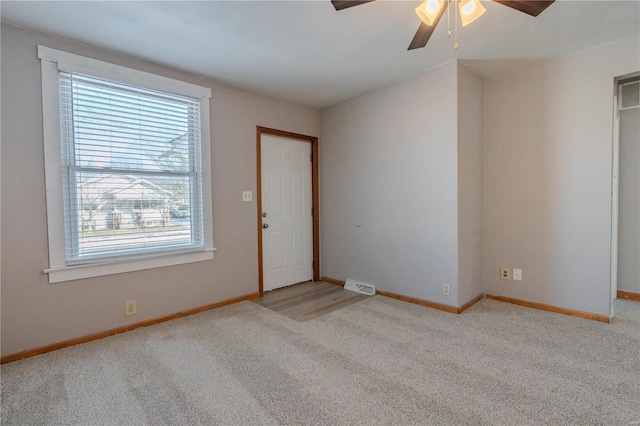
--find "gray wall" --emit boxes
[618,107,640,294]
[457,63,484,306]
[484,36,640,317]
[320,61,460,306]
[0,24,319,356]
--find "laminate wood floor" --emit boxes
[252,281,370,321]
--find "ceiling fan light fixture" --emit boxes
[415,0,444,26]
[459,0,486,27]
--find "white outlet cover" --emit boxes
[242,191,253,202]
[125,300,136,316]
[443,283,451,296]
[513,269,522,281]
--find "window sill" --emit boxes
[44,249,216,283]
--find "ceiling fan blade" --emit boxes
[331,0,375,11]
[408,1,449,50]
[492,0,555,17]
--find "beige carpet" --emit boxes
[2,296,639,425]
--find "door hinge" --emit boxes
[312,261,314,269]
[310,152,313,162]
[311,207,314,216]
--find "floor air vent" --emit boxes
[344,279,376,296]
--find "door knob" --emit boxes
[262,223,269,229]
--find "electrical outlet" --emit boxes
[500,267,511,280]
[443,283,451,296]
[125,300,136,316]
[242,191,253,202]
[513,268,522,281]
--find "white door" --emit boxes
[261,134,313,291]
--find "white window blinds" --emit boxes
[58,72,204,262]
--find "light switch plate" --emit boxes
[242,191,253,202]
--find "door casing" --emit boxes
[610,73,640,317]
[256,126,319,295]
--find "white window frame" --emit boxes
[38,46,215,283]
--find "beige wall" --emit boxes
[484,36,640,317]
[457,63,484,307]
[0,24,319,356]
[320,61,462,306]
[3,23,638,357]
[618,106,640,294]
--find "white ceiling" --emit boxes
[2,1,639,108]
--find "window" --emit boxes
[39,46,214,283]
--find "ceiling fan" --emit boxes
[331,0,555,50]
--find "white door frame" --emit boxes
[610,89,620,318]
[256,126,319,295]
[611,75,640,316]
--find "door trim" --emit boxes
[256,126,319,295]
[610,89,620,317]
